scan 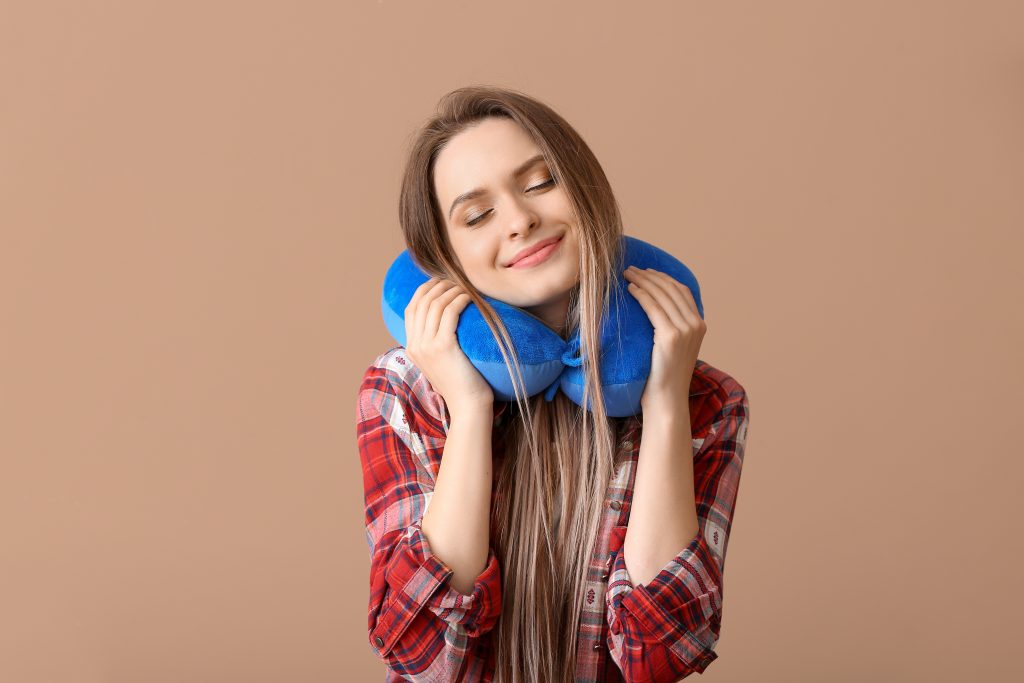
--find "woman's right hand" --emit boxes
[403,277,494,414]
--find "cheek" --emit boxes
[562,236,581,261]
[462,239,503,272]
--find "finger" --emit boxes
[430,283,465,335]
[409,278,447,347]
[407,277,438,312]
[626,267,688,331]
[406,277,438,347]
[423,281,462,339]
[644,269,701,327]
[414,278,455,343]
[626,278,674,333]
[648,270,699,317]
[439,291,472,337]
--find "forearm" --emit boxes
[623,401,700,587]
[421,401,495,595]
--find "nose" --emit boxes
[504,196,540,240]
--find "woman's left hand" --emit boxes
[623,266,707,411]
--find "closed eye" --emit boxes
[465,178,556,227]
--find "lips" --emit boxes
[507,235,563,267]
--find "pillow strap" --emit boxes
[543,336,586,402]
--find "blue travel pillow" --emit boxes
[380,235,704,417]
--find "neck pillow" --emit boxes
[380,234,704,418]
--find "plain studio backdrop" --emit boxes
[1,1,1021,681]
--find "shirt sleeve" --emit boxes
[604,389,750,681]
[357,357,502,681]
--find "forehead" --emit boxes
[433,118,543,199]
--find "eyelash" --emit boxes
[465,178,556,227]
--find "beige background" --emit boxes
[2,1,1022,681]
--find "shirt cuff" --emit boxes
[371,521,503,655]
[605,527,723,675]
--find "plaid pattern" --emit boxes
[357,346,750,681]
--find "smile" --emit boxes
[508,236,563,269]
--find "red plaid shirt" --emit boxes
[356,346,750,682]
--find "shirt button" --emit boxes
[374,635,384,648]
[593,642,602,650]
[601,572,609,580]
[622,440,633,450]
[609,500,622,511]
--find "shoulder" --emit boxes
[623,359,749,438]
[689,359,750,430]
[358,345,449,435]
[692,359,748,410]
[360,345,418,389]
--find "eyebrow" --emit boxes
[447,153,548,221]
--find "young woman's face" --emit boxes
[433,116,581,335]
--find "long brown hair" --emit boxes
[398,85,626,682]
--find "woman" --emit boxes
[356,85,750,682]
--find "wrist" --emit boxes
[446,397,495,422]
[640,394,690,423]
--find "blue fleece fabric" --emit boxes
[380,234,704,417]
